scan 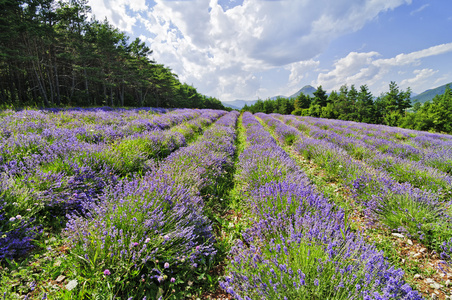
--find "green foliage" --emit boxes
[312,85,329,107]
[294,93,311,110]
[400,85,452,133]
[0,0,225,110]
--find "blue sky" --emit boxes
[88,0,452,102]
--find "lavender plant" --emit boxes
[268,113,452,264]
[221,112,420,299]
[65,175,216,299]
[63,110,238,299]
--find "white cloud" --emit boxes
[410,3,429,15]
[400,69,438,88]
[375,43,452,67]
[89,0,414,100]
[88,0,147,33]
[134,0,413,100]
[316,43,452,93]
[286,60,320,88]
[316,52,381,89]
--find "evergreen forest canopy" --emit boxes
[0,0,226,110]
[242,82,452,134]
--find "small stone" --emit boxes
[407,239,413,245]
[430,282,442,290]
[447,273,452,279]
[425,278,435,284]
[419,248,426,253]
[66,279,78,291]
[392,233,404,238]
[446,279,451,287]
[413,253,422,258]
[56,275,66,283]
[414,274,422,279]
[431,293,437,299]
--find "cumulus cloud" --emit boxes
[375,43,452,67]
[88,0,147,32]
[89,0,413,100]
[317,52,380,89]
[400,69,438,88]
[286,60,320,88]
[316,43,452,93]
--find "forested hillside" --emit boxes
[0,0,225,109]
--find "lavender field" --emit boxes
[1,108,452,299]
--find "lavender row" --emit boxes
[64,111,239,298]
[277,114,452,192]
[302,116,452,149]
[1,107,170,139]
[1,109,224,219]
[299,116,452,174]
[221,112,420,299]
[261,113,452,265]
[0,108,203,168]
[0,109,225,262]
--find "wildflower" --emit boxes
[103,269,111,276]
[145,238,151,243]
[9,217,16,222]
[164,262,169,269]
[132,242,139,247]
[170,277,175,283]
[157,276,164,282]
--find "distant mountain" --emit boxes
[288,85,317,98]
[221,99,259,109]
[221,85,318,109]
[222,102,241,110]
[412,82,452,104]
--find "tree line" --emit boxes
[242,82,452,134]
[0,0,226,110]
